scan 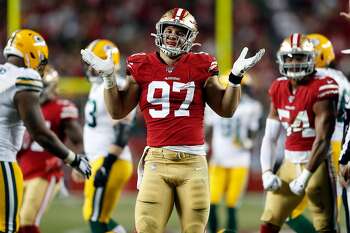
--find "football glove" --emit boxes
[81,49,115,77]
[289,169,312,195]
[230,47,265,84]
[65,152,92,179]
[262,170,282,191]
[94,153,118,187]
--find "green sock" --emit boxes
[107,219,118,231]
[227,207,237,232]
[89,221,108,233]
[208,204,218,233]
[286,214,316,233]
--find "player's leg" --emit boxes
[342,186,350,233]
[83,157,132,233]
[208,165,227,233]
[260,160,304,232]
[306,160,338,233]
[286,197,316,233]
[0,161,23,233]
[175,155,210,233]
[225,166,249,232]
[135,152,175,233]
[19,177,60,233]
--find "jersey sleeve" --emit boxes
[15,68,43,93]
[316,77,339,101]
[207,55,219,77]
[59,100,79,120]
[268,80,279,107]
[126,53,147,79]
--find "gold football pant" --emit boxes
[290,141,341,219]
[261,159,337,231]
[0,161,23,233]
[209,165,249,207]
[83,158,133,223]
[135,148,210,233]
[20,177,61,226]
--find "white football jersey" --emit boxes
[206,94,263,167]
[83,79,134,162]
[0,63,43,162]
[316,67,350,141]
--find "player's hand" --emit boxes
[262,170,282,191]
[81,49,115,77]
[340,0,350,21]
[231,47,265,77]
[69,153,92,179]
[289,169,312,195]
[340,164,350,182]
[94,153,118,187]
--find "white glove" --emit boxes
[64,151,92,179]
[81,49,117,89]
[231,47,265,76]
[289,169,312,195]
[262,170,282,191]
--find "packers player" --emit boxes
[206,73,262,233]
[18,65,84,233]
[0,29,91,233]
[260,33,338,233]
[81,7,264,233]
[286,33,350,233]
[75,39,134,233]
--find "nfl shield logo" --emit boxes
[166,66,174,73]
[288,96,295,103]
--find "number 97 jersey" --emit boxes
[270,75,338,162]
[127,52,218,147]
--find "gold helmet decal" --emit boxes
[307,33,335,68]
[3,29,48,70]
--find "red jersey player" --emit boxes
[81,8,265,233]
[259,33,339,233]
[18,66,84,233]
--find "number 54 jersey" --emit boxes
[127,52,218,147]
[270,74,338,163]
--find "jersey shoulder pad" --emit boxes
[268,77,286,96]
[187,52,218,76]
[314,75,339,100]
[126,52,150,77]
[56,99,79,119]
[15,68,43,93]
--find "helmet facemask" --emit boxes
[277,51,315,80]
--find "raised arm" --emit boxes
[204,47,265,117]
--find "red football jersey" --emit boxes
[127,52,218,146]
[269,75,338,151]
[18,98,79,181]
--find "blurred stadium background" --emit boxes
[1,0,350,232]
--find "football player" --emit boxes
[206,73,263,233]
[0,29,91,233]
[286,33,350,233]
[76,39,134,233]
[81,8,265,233]
[260,33,338,233]
[18,65,84,233]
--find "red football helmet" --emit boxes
[152,8,199,57]
[277,33,315,80]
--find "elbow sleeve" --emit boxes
[260,118,282,173]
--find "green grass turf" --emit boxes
[40,192,346,233]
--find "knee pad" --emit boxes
[136,216,159,233]
[183,223,205,233]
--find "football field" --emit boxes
[40,191,348,233]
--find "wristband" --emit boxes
[229,72,243,85]
[64,150,76,164]
[103,74,116,89]
[299,169,312,184]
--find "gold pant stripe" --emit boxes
[0,162,20,233]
